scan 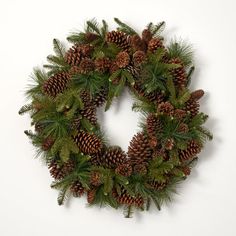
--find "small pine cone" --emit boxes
[164,138,175,150]
[126,65,140,78]
[178,123,189,133]
[115,163,132,177]
[133,50,146,65]
[43,72,70,98]
[93,88,108,107]
[130,34,146,51]
[152,149,169,161]
[148,38,164,52]
[90,171,101,186]
[142,29,152,43]
[42,137,54,151]
[116,51,130,68]
[80,90,92,107]
[87,188,97,204]
[156,92,165,104]
[185,98,200,117]
[101,147,127,169]
[48,161,64,180]
[35,122,44,133]
[128,132,152,165]
[106,31,130,52]
[109,60,119,74]
[78,58,94,74]
[65,45,81,66]
[69,66,80,75]
[169,58,187,89]
[133,163,147,175]
[132,82,156,102]
[61,159,76,176]
[79,44,93,57]
[146,113,158,138]
[71,116,82,130]
[158,101,174,115]
[70,181,85,197]
[32,101,42,111]
[73,131,102,155]
[94,57,111,73]
[116,188,144,208]
[85,32,99,43]
[147,180,167,190]
[179,140,202,161]
[149,137,158,148]
[190,89,205,100]
[80,105,97,125]
[181,166,191,176]
[174,109,187,119]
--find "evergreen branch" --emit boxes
[114,18,137,35]
[86,19,101,35]
[18,104,33,115]
[53,39,66,58]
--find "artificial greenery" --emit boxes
[19,18,212,218]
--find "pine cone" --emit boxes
[190,89,204,100]
[174,109,187,119]
[61,160,75,176]
[116,51,130,68]
[126,65,140,78]
[115,163,132,177]
[87,188,97,204]
[179,140,202,161]
[133,50,146,65]
[109,60,119,74]
[92,88,108,107]
[80,105,97,125]
[42,137,54,151]
[43,72,70,98]
[85,32,99,43]
[142,29,152,43]
[70,181,85,197]
[158,101,174,115]
[80,90,92,107]
[79,44,93,57]
[169,58,187,89]
[164,138,175,150]
[128,132,152,165]
[73,131,102,155]
[89,151,103,166]
[78,58,94,74]
[148,38,164,52]
[147,180,167,190]
[181,166,191,176]
[130,34,146,51]
[100,147,127,169]
[35,122,44,133]
[90,171,101,186]
[178,123,189,133]
[133,163,147,175]
[106,31,130,52]
[115,188,144,208]
[65,44,81,66]
[70,116,82,130]
[146,113,158,138]
[184,98,200,117]
[94,57,111,73]
[152,149,169,161]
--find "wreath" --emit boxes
[19,18,212,217]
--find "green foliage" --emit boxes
[18,104,33,115]
[114,18,137,35]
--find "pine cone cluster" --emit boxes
[43,72,70,98]
[73,131,102,155]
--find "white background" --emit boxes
[0,0,235,235]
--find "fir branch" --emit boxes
[53,39,66,58]
[18,104,33,115]
[114,18,137,35]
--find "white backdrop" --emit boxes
[1,0,236,235]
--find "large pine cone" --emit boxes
[42,72,70,98]
[65,44,81,66]
[179,140,202,161]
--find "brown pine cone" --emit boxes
[164,138,175,150]
[78,58,94,74]
[184,98,200,117]
[148,38,164,52]
[90,171,101,186]
[92,88,108,107]
[100,147,127,169]
[133,50,146,65]
[169,58,187,89]
[174,109,187,119]
[80,105,97,125]
[80,90,92,107]
[78,44,93,57]
[115,163,132,177]
[178,123,189,133]
[85,32,99,43]
[158,101,174,115]
[65,44,81,66]
[116,51,130,68]
[179,140,202,161]
[70,116,82,130]
[142,29,152,43]
[190,89,205,100]
[128,132,152,165]
[42,137,54,151]
[73,131,102,155]
[94,57,111,73]
[35,122,44,133]
[70,181,85,197]
[152,149,169,161]
[147,180,167,190]
[87,188,97,204]
[126,65,140,78]
[130,34,146,51]
[89,151,103,166]
[146,113,158,138]
[181,166,191,176]
[106,31,131,52]
[133,163,147,175]
[42,72,70,98]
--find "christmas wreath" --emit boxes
[19,19,212,217]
